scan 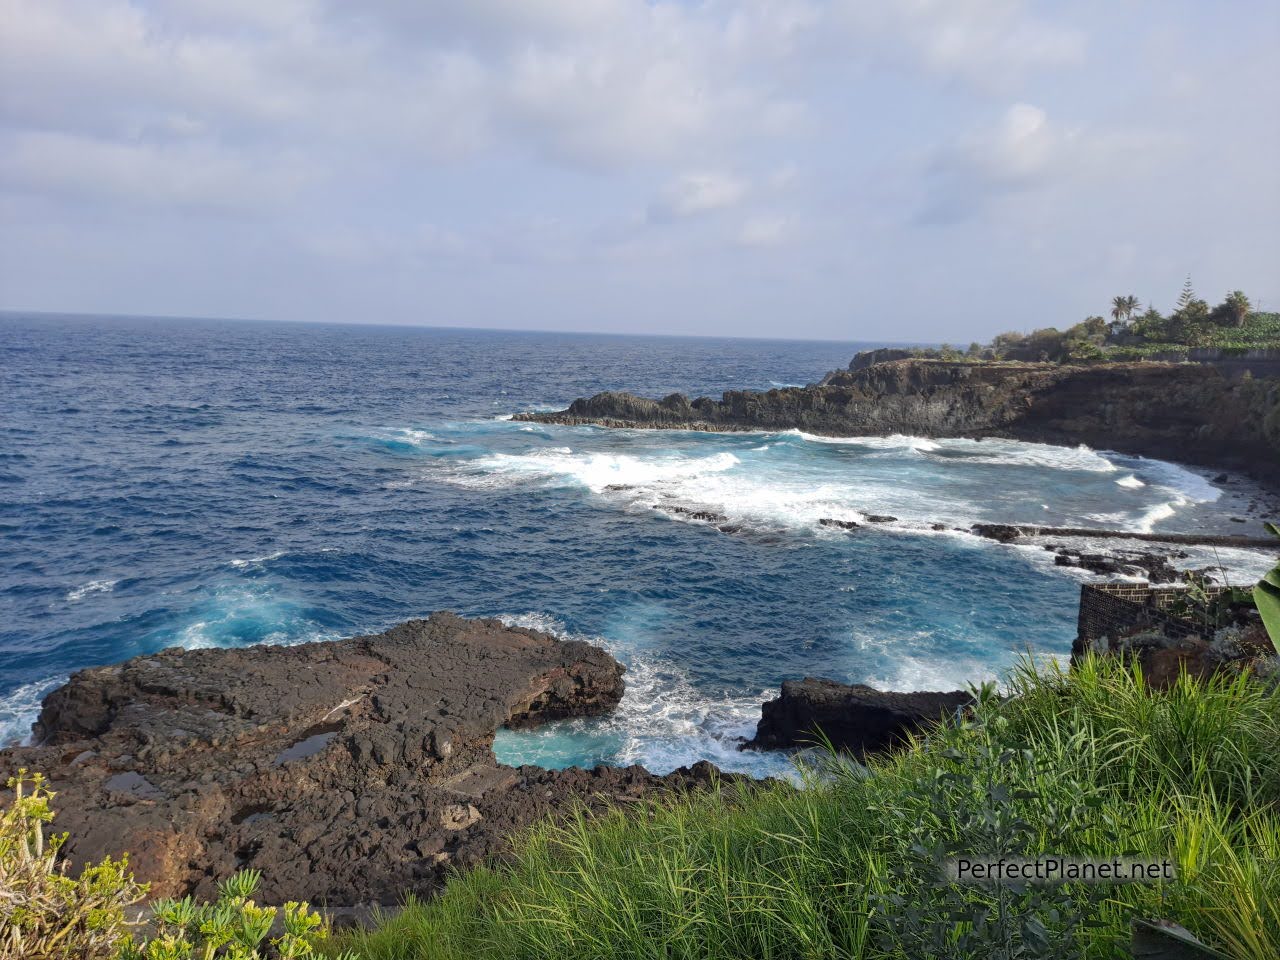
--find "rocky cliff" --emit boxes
[744,678,973,756]
[0,613,723,907]
[516,359,1280,480]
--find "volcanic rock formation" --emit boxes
[0,613,723,907]
[515,358,1280,481]
[743,678,974,757]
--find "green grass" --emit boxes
[335,659,1280,960]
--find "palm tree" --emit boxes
[1224,290,1251,327]
[1110,294,1140,324]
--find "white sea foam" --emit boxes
[495,612,795,778]
[66,579,117,602]
[461,449,741,494]
[1136,458,1222,503]
[0,676,63,746]
[397,428,435,445]
[169,586,333,650]
[787,430,942,453]
[228,550,286,569]
[1133,501,1179,533]
[935,440,1116,473]
[784,431,1121,473]
[446,426,1257,577]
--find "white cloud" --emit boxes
[0,0,1276,337]
[916,102,1174,224]
[0,131,317,210]
[738,216,788,247]
[650,172,748,221]
[827,0,1085,88]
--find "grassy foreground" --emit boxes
[337,658,1280,960]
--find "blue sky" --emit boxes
[1,0,1276,341]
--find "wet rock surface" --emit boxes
[970,523,1277,549]
[1050,549,1185,583]
[0,613,725,907]
[744,678,974,757]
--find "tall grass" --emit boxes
[336,657,1280,960]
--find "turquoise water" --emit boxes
[1,313,1265,777]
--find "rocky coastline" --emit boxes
[7,354,1277,916]
[0,613,726,908]
[514,357,1280,484]
[743,679,973,757]
[0,612,989,911]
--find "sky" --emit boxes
[1,0,1277,341]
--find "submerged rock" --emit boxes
[819,517,860,530]
[744,678,974,757]
[0,613,724,907]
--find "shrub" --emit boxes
[115,870,351,960]
[0,770,353,960]
[0,769,146,959]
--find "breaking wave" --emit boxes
[66,579,117,602]
[494,612,796,778]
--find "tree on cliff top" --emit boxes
[1212,290,1252,328]
[1176,275,1197,312]
[1111,294,1140,324]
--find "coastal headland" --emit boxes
[515,357,1280,484]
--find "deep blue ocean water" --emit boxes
[1,313,1269,776]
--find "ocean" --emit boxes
[1,313,1269,778]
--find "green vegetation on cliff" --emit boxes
[339,658,1280,960]
[913,281,1277,365]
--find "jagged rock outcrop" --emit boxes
[516,359,1280,480]
[0,613,725,907]
[846,347,917,371]
[744,678,974,757]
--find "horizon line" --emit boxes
[0,307,937,348]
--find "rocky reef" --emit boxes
[744,678,974,757]
[515,358,1280,481]
[0,613,723,908]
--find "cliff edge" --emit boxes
[516,359,1280,480]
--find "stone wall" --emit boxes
[1073,582,1222,657]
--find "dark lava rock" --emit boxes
[847,347,918,372]
[744,678,974,758]
[819,517,860,530]
[1052,550,1184,582]
[667,504,729,523]
[513,360,1280,485]
[863,514,898,524]
[0,613,727,907]
[972,523,1027,543]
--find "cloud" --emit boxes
[827,0,1086,88]
[649,172,748,222]
[1,0,1276,338]
[915,102,1171,224]
[0,131,317,211]
[738,216,788,247]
